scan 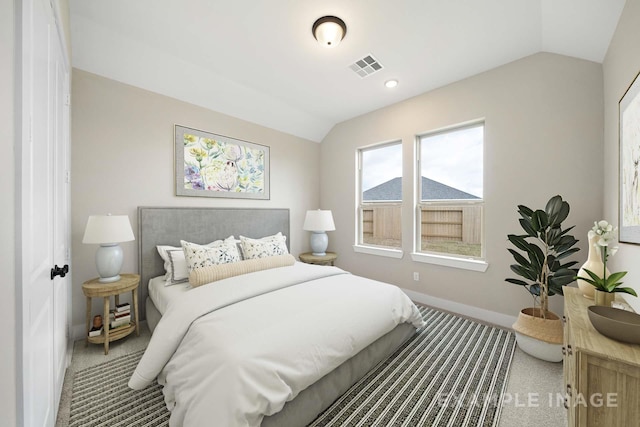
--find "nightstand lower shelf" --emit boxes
[87,322,137,345]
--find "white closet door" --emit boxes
[20,0,70,424]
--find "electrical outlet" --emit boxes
[413,272,419,281]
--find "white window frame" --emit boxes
[412,122,488,272]
[353,141,403,259]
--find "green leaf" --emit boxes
[556,247,580,260]
[519,218,538,237]
[531,210,548,232]
[612,287,638,297]
[549,274,575,287]
[546,227,561,246]
[606,271,627,284]
[547,254,560,271]
[546,285,565,297]
[508,249,531,268]
[559,225,576,237]
[508,234,531,253]
[554,201,570,225]
[546,195,570,226]
[577,276,600,287]
[605,282,625,292]
[545,195,562,224]
[510,264,537,281]
[505,278,530,287]
[518,205,533,218]
[582,269,606,290]
[529,244,545,273]
[554,268,577,277]
[558,260,578,269]
[558,235,577,246]
[583,268,603,281]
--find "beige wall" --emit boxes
[1,0,17,423]
[603,0,640,312]
[71,70,320,332]
[321,53,604,318]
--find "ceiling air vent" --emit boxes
[349,54,383,78]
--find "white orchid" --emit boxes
[592,220,618,249]
[581,220,635,296]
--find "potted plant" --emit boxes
[506,195,580,362]
[577,220,637,306]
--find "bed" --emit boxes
[130,207,424,426]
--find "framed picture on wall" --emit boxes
[619,70,640,243]
[175,125,270,200]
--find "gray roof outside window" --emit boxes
[363,177,480,201]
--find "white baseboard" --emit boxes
[401,288,517,330]
[71,323,87,341]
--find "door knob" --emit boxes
[50,264,69,280]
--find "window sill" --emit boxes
[411,252,488,272]
[353,245,404,259]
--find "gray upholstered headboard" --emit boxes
[137,206,290,320]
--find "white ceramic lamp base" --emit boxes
[95,243,124,283]
[310,231,329,256]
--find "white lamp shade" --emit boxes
[303,210,335,232]
[82,215,135,244]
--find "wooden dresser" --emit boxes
[563,287,640,426]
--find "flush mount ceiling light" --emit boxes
[385,79,399,88]
[312,16,347,48]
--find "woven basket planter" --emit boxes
[512,307,563,362]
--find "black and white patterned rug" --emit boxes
[69,351,169,427]
[69,306,515,427]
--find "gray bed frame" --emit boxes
[137,206,415,426]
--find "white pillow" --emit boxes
[239,232,288,260]
[157,236,235,285]
[165,248,189,285]
[157,245,187,284]
[181,237,241,273]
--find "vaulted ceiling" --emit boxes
[69,0,625,142]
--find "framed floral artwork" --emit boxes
[619,70,640,243]
[175,125,269,199]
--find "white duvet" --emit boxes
[129,262,424,426]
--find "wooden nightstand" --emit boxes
[299,252,337,266]
[82,273,140,355]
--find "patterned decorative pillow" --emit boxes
[239,232,288,260]
[181,238,241,273]
[157,236,235,285]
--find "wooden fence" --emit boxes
[362,204,481,244]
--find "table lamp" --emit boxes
[303,210,335,256]
[82,214,135,283]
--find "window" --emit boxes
[357,142,402,251]
[416,123,484,260]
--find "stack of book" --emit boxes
[88,326,103,337]
[110,302,131,331]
